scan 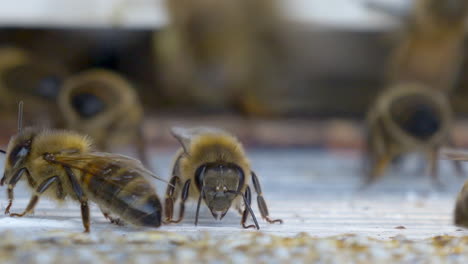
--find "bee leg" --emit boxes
[428,147,443,188]
[448,139,465,177]
[5,168,33,215]
[168,179,191,224]
[10,176,60,217]
[363,154,391,186]
[64,166,90,232]
[251,171,283,224]
[164,176,180,223]
[241,186,257,229]
[454,160,464,178]
[81,201,90,233]
[55,177,65,200]
[101,211,124,226]
[136,125,150,167]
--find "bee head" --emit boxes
[195,163,244,219]
[1,127,39,186]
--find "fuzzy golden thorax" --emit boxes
[177,131,251,218]
[2,127,92,188]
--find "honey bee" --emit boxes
[364,83,461,185]
[58,69,149,166]
[454,182,468,227]
[155,0,290,113]
[387,0,468,92]
[438,149,468,227]
[0,103,163,232]
[0,47,68,126]
[164,126,282,229]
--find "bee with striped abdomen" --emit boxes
[0,103,163,232]
[164,126,282,229]
[58,69,149,166]
[365,83,461,185]
[438,149,468,227]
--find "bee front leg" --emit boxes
[241,186,257,229]
[428,147,443,188]
[251,171,283,224]
[10,176,59,217]
[64,166,90,232]
[164,175,180,222]
[166,178,191,223]
[5,168,35,215]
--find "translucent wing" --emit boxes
[48,152,170,184]
[171,126,228,153]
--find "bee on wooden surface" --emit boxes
[387,0,468,92]
[0,47,67,126]
[455,181,468,227]
[164,126,282,229]
[58,69,149,166]
[365,83,461,185]
[155,0,290,113]
[438,149,468,227]
[0,103,163,232]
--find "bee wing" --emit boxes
[51,152,171,184]
[440,148,468,161]
[171,126,228,153]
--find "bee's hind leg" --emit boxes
[101,208,124,226]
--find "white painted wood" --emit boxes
[0,149,465,239]
[0,0,409,29]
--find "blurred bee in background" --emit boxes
[0,103,163,232]
[155,0,291,114]
[58,69,149,166]
[386,0,468,92]
[454,181,468,228]
[164,127,283,229]
[364,83,462,185]
[438,150,468,227]
[0,46,68,126]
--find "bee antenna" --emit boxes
[0,149,5,154]
[17,101,24,133]
[145,169,174,187]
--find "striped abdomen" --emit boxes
[81,164,162,227]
